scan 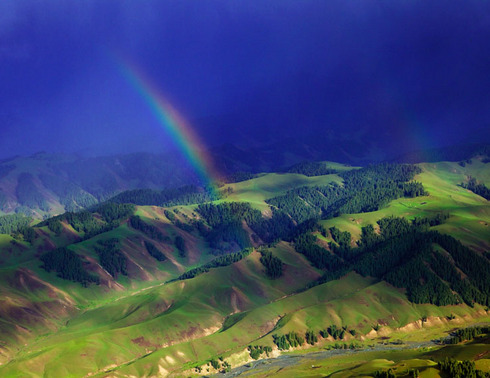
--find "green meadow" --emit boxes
[320,160,490,251]
[0,159,488,376]
[221,170,346,211]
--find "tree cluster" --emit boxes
[259,250,283,279]
[177,248,253,280]
[16,173,49,211]
[460,177,490,200]
[305,329,318,345]
[301,216,490,307]
[373,370,396,378]
[95,203,134,223]
[220,171,259,184]
[39,173,97,212]
[294,233,343,271]
[412,212,449,228]
[64,211,100,233]
[0,214,31,234]
[144,241,166,261]
[329,226,351,247]
[16,226,36,243]
[205,221,252,255]
[94,239,127,278]
[320,325,347,340]
[446,326,489,344]
[352,221,487,306]
[129,215,167,241]
[285,161,338,176]
[0,190,8,211]
[37,205,130,240]
[438,358,489,378]
[108,185,218,207]
[267,163,427,223]
[40,247,99,286]
[266,184,342,223]
[272,331,305,350]
[249,209,296,243]
[197,202,259,228]
[196,201,294,245]
[175,235,186,257]
[247,345,272,360]
[164,209,176,222]
[45,218,63,235]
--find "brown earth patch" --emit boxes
[83,256,125,291]
[259,316,280,335]
[10,268,76,306]
[228,286,252,314]
[357,297,370,307]
[121,250,154,281]
[60,221,82,242]
[12,269,46,291]
[150,300,171,316]
[475,351,489,360]
[131,336,159,349]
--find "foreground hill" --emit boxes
[0,159,488,376]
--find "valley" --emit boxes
[0,158,488,377]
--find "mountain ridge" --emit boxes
[0,142,488,218]
[0,158,488,376]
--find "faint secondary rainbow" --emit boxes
[116,58,221,192]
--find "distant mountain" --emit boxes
[0,152,198,217]
[0,137,382,218]
[394,142,490,164]
[209,134,383,174]
[1,140,487,218]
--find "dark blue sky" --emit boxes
[0,0,489,159]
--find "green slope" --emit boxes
[0,159,488,376]
[221,170,348,211]
[321,159,490,252]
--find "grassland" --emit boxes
[0,159,488,376]
[221,171,346,212]
[320,159,490,252]
[1,258,487,376]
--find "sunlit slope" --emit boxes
[0,246,321,376]
[321,159,490,252]
[221,169,349,211]
[89,276,487,377]
[0,159,488,376]
[0,204,214,286]
[0,205,222,362]
[1,245,487,376]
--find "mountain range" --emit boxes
[0,153,488,376]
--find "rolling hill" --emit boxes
[0,158,488,377]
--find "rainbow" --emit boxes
[115,58,221,192]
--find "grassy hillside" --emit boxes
[0,159,488,376]
[1,263,487,377]
[321,159,490,252]
[220,170,348,212]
